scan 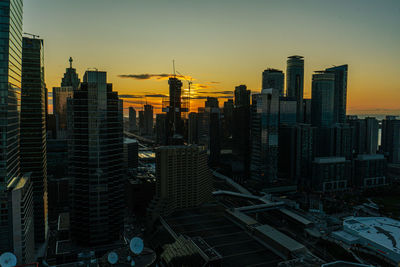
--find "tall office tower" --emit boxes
[303,99,312,124]
[69,71,124,246]
[205,96,219,108]
[138,110,144,134]
[61,57,80,89]
[326,65,348,123]
[317,124,353,159]
[143,104,154,136]
[311,71,335,127]
[53,86,73,138]
[148,145,212,221]
[381,116,400,164]
[188,112,198,144]
[21,37,48,243]
[262,68,284,96]
[222,99,234,141]
[208,108,221,166]
[124,139,138,169]
[7,174,35,264]
[167,77,183,137]
[155,113,168,145]
[278,124,316,183]
[365,117,379,154]
[234,85,250,108]
[354,154,386,188]
[279,97,297,125]
[0,0,26,256]
[129,107,137,132]
[250,89,279,182]
[286,56,304,122]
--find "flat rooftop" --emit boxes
[164,207,282,266]
[344,217,400,254]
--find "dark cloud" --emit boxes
[119,93,167,99]
[118,73,193,80]
[119,94,142,98]
[145,94,167,98]
[197,91,233,95]
[191,95,233,100]
[209,81,220,84]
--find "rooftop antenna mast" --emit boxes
[173,60,176,78]
[23,32,40,39]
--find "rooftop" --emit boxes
[314,157,346,164]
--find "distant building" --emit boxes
[129,107,137,132]
[381,116,400,164]
[61,57,80,89]
[222,99,234,142]
[234,85,251,108]
[326,65,348,124]
[69,71,124,246]
[148,145,212,222]
[286,56,304,123]
[279,97,297,125]
[53,86,74,138]
[21,36,48,243]
[353,154,386,188]
[262,68,284,96]
[317,124,353,159]
[311,71,335,127]
[188,112,199,144]
[348,116,379,154]
[167,77,184,138]
[155,113,168,145]
[250,88,279,182]
[302,98,312,124]
[311,157,351,192]
[124,138,138,169]
[141,104,153,136]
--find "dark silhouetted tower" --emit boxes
[286,56,304,122]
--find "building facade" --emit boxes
[129,107,137,132]
[311,71,335,128]
[262,68,284,96]
[286,56,304,123]
[69,71,124,246]
[381,116,400,164]
[326,65,348,124]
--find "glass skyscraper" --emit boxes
[311,71,335,128]
[262,68,284,97]
[21,36,48,243]
[326,65,348,124]
[286,56,304,123]
[0,0,24,252]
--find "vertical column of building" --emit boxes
[326,65,348,124]
[286,56,304,123]
[21,36,48,244]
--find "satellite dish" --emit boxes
[130,237,144,254]
[131,260,136,266]
[0,253,17,267]
[107,252,118,265]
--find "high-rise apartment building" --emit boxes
[234,85,250,108]
[148,145,212,221]
[279,97,297,125]
[326,65,348,123]
[262,68,284,96]
[286,56,304,122]
[382,116,400,164]
[250,88,279,182]
[311,71,335,127]
[53,86,73,138]
[69,71,124,246]
[129,107,137,132]
[348,116,379,155]
[143,104,154,136]
[21,36,48,243]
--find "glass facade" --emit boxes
[0,0,23,252]
[286,56,304,123]
[326,64,348,124]
[311,71,335,127]
[262,69,284,97]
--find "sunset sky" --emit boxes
[23,0,400,116]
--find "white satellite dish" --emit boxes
[0,252,17,267]
[131,259,136,266]
[130,237,144,255]
[107,252,118,265]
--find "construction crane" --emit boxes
[23,32,40,39]
[176,70,192,113]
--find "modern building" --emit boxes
[262,68,284,96]
[286,56,304,122]
[128,107,137,132]
[311,71,335,128]
[381,116,400,164]
[21,36,48,243]
[69,70,124,246]
[0,0,24,253]
[279,97,297,125]
[353,154,386,188]
[155,113,168,145]
[250,88,279,182]
[317,124,353,159]
[347,116,379,155]
[222,99,234,142]
[188,112,198,144]
[326,65,348,123]
[167,77,184,138]
[53,86,74,138]
[142,104,154,136]
[302,98,312,124]
[61,57,80,89]
[234,84,251,108]
[7,174,35,264]
[311,157,352,192]
[147,145,213,222]
[124,138,138,169]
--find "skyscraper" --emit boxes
[279,97,297,125]
[53,86,73,138]
[129,107,137,132]
[69,70,124,246]
[382,116,400,164]
[61,57,80,89]
[0,0,25,254]
[262,68,284,96]
[311,71,335,127]
[21,36,48,243]
[286,56,304,122]
[250,88,279,182]
[326,65,348,123]
[143,104,154,136]
[167,77,183,138]
[234,85,250,108]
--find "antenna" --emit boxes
[129,237,144,255]
[0,252,17,267]
[107,252,118,265]
[23,32,40,39]
[69,57,73,69]
[173,60,176,77]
